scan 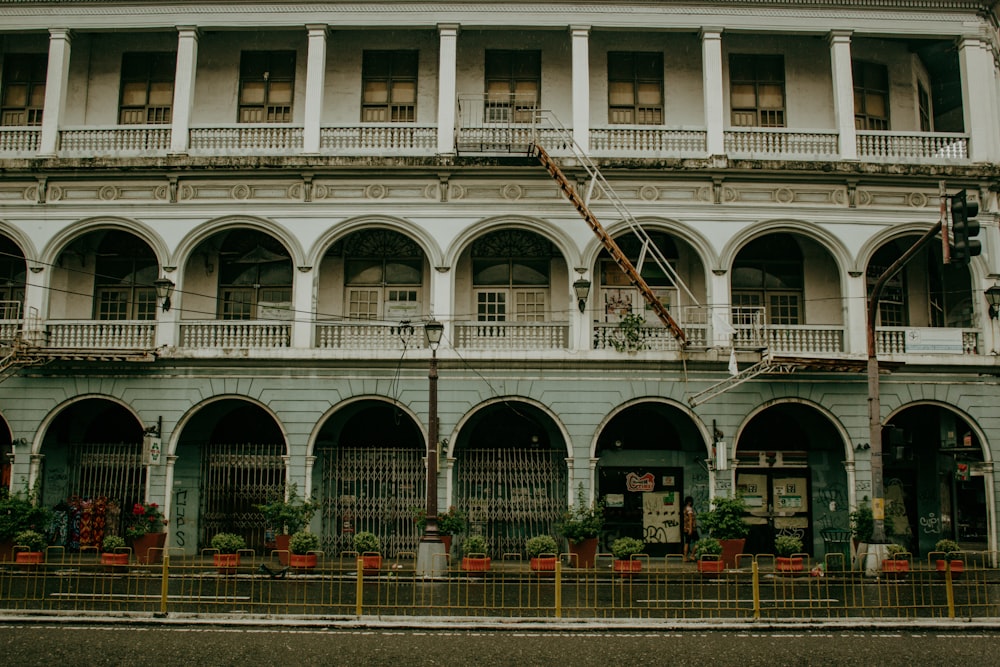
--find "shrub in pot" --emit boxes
[256,484,318,565]
[353,531,382,572]
[882,543,910,576]
[701,496,750,568]
[14,529,46,564]
[461,534,491,573]
[775,535,805,573]
[526,534,558,572]
[0,487,50,560]
[610,536,645,574]
[692,537,724,574]
[934,538,963,577]
[289,530,321,569]
[558,485,603,568]
[210,532,246,572]
[101,535,129,567]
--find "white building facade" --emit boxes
[0,0,998,559]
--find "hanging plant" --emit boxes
[611,312,649,352]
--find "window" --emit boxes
[729,54,785,127]
[853,60,889,131]
[0,236,26,317]
[118,52,175,125]
[608,52,663,125]
[918,83,931,132]
[362,51,417,123]
[867,257,907,327]
[1,54,46,126]
[217,232,293,320]
[92,231,158,321]
[485,50,540,123]
[472,230,552,322]
[731,234,803,325]
[331,229,424,321]
[598,232,676,323]
[238,51,295,123]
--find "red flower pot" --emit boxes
[568,538,599,569]
[881,559,909,578]
[362,554,382,574]
[776,556,804,573]
[697,558,725,575]
[130,532,167,565]
[936,559,964,578]
[15,551,43,565]
[274,534,291,566]
[213,553,240,574]
[461,556,492,573]
[101,552,130,567]
[290,553,318,569]
[530,556,557,573]
[613,559,643,575]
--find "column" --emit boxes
[571,26,591,151]
[709,269,731,348]
[291,266,314,348]
[436,24,459,154]
[429,265,452,345]
[845,271,867,355]
[828,31,857,160]
[170,27,200,154]
[959,37,997,162]
[303,455,317,501]
[701,29,725,156]
[154,269,178,348]
[22,266,47,345]
[303,25,329,154]
[39,29,72,156]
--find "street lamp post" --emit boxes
[416,319,445,577]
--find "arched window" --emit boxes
[93,231,158,321]
[598,232,677,323]
[471,230,554,322]
[0,236,26,319]
[217,231,292,320]
[328,229,424,321]
[732,234,804,325]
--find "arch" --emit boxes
[855,222,989,279]
[580,217,719,278]
[32,393,144,456]
[446,395,573,459]
[733,397,854,463]
[166,394,288,457]
[444,215,582,270]
[719,219,852,279]
[39,216,170,271]
[171,215,306,271]
[884,399,991,463]
[589,396,711,459]
[306,215,444,270]
[0,221,39,266]
[306,394,427,458]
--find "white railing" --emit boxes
[0,320,22,342]
[179,321,291,348]
[593,322,707,351]
[590,126,707,157]
[47,320,156,349]
[320,125,437,154]
[189,125,303,154]
[857,131,968,161]
[58,126,171,156]
[725,128,840,159]
[454,322,569,350]
[765,325,845,354]
[0,127,40,155]
[876,327,980,355]
[315,322,423,350]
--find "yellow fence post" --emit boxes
[159,556,170,615]
[752,559,761,621]
[945,561,955,619]
[554,559,562,618]
[356,557,364,618]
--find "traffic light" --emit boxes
[950,189,981,265]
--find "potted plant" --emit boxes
[256,484,318,565]
[610,536,645,574]
[353,531,382,572]
[692,537,724,575]
[775,535,805,573]
[413,506,466,556]
[13,529,46,564]
[611,312,649,353]
[101,535,129,567]
[701,496,750,569]
[0,486,50,562]
[210,532,246,573]
[881,543,909,577]
[849,503,874,565]
[288,530,321,569]
[526,534,558,572]
[126,501,167,564]
[934,538,964,578]
[559,486,604,569]
[460,534,491,573]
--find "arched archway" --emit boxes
[884,403,988,555]
[452,400,569,557]
[314,399,425,557]
[173,398,286,552]
[38,397,146,550]
[594,400,707,555]
[734,402,850,557]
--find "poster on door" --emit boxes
[773,476,809,530]
[642,491,680,544]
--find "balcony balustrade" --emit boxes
[188,125,304,155]
[315,322,424,350]
[857,131,968,161]
[58,126,171,157]
[876,327,980,355]
[46,320,156,349]
[178,320,291,349]
[590,126,707,158]
[724,128,840,159]
[320,125,437,154]
[454,322,569,351]
[592,322,707,351]
[0,127,40,156]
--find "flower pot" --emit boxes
[290,553,318,569]
[613,559,642,575]
[881,559,909,578]
[441,535,453,555]
[776,556,804,573]
[274,534,291,566]
[697,558,725,576]
[461,556,491,574]
[569,538,598,569]
[362,554,382,574]
[213,553,240,574]
[15,551,43,565]
[530,556,557,573]
[101,552,130,568]
[719,538,746,569]
[130,532,167,565]
[936,559,964,578]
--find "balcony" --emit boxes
[876,327,980,355]
[454,322,569,351]
[46,320,156,349]
[189,125,304,155]
[724,128,840,160]
[857,131,968,162]
[59,126,171,157]
[178,320,291,349]
[320,124,437,155]
[590,126,707,158]
[315,322,424,350]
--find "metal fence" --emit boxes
[2,548,998,620]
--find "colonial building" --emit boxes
[0,0,998,559]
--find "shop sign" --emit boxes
[625,472,655,492]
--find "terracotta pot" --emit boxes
[569,538,599,569]
[275,534,291,566]
[881,559,909,577]
[362,554,382,573]
[530,556,557,572]
[440,535,453,555]
[101,552,130,567]
[214,553,240,574]
[719,538,746,569]
[697,558,725,575]
[936,559,964,578]
[290,553,318,569]
[15,551,43,565]
[461,556,491,573]
[776,556,804,573]
[130,532,167,565]
[0,540,14,563]
[613,559,642,575]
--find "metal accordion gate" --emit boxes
[319,445,425,558]
[68,442,146,534]
[199,442,285,551]
[453,447,568,557]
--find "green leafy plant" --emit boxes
[102,535,126,552]
[126,502,165,539]
[525,535,558,558]
[775,535,803,557]
[413,506,467,536]
[462,534,489,557]
[0,486,50,542]
[692,537,722,559]
[353,531,381,554]
[289,530,321,555]
[256,484,319,535]
[935,539,961,558]
[610,312,649,353]
[610,536,645,561]
[14,529,46,552]
[559,485,604,542]
[886,543,907,559]
[701,496,750,540]
[210,532,246,554]
[850,504,874,543]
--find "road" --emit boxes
[1,624,997,666]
